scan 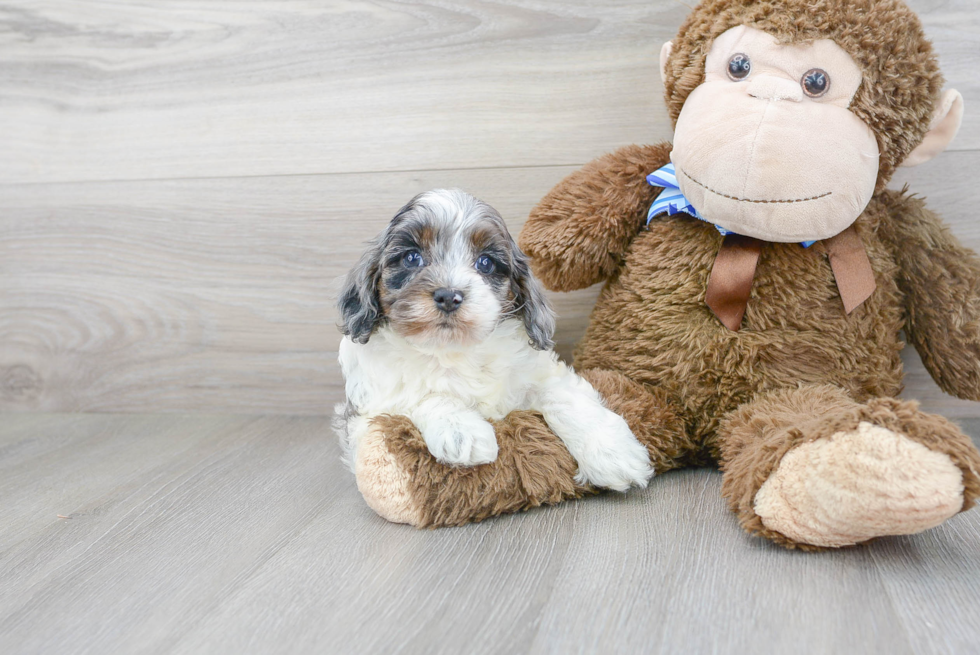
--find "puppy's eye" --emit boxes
[727,53,751,81]
[475,255,495,275]
[402,250,424,268]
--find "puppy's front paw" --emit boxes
[570,413,654,492]
[420,412,498,467]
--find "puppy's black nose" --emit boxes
[433,288,464,313]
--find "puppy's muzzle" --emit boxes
[433,288,464,314]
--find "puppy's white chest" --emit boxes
[421,356,512,414]
[339,324,539,418]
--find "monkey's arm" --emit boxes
[518,142,672,291]
[878,192,980,401]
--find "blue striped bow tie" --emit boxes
[646,164,815,248]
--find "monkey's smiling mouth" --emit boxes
[678,167,833,204]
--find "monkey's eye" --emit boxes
[727,54,751,80]
[402,250,425,268]
[475,255,496,275]
[802,69,830,98]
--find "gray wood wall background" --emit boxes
[3,4,980,654]
[1,0,978,418]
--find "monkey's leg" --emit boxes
[578,368,697,473]
[353,411,589,528]
[717,384,980,549]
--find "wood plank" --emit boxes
[0,415,978,654]
[171,492,583,654]
[0,414,340,654]
[871,513,980,655]
[525,471,914,655]
[0,0,975,185]
[0,165,588,413]
[0,413,102,469]
[0,416,980,653]
[2,150,979,415]
[868,418,980,655]
[0,414,246,552]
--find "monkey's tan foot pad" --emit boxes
[753,422,964,547]
[354,420,425,527]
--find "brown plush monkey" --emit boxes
[354,0,980,549]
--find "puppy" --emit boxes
[335,189,653,491]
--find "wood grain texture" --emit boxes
[1,0,979,417]
[0,414,978,654]
[3,3,980,653]
[0,415,337,654]
[2,155,978,415]
[0,165,601,413]
[0,0,976,185]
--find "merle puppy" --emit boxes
[335,189,653,491]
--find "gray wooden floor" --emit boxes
[1,415,979,654]
[3,1,980,653]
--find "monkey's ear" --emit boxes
[902,90,964,167]
[659,41,673,86]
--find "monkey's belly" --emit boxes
[573,218,905,428]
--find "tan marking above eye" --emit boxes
[469,228,495,250]
[469,224,511,252]
[408,223,436,251]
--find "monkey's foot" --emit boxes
[753,422,964,547]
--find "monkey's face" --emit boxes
[669,26,879,243]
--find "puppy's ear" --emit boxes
[338,238,385,343]
[510,243,556,350]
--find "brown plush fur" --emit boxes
[352,0,980,548]
[876,193,980,400]
[371,412,591,528]
[516,144,666,291]
[578,368,707,470]
[559,144,907,449]
[519,140,980,547]
[719,386,980,550]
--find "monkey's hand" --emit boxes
[518,142,672,292]
[879,191,980,401]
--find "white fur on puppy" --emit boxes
[335,189,653,491]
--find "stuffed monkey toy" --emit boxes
[352,0,980,549]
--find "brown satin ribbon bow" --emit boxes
[704,225,876,331]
